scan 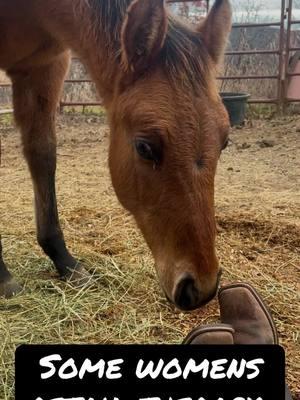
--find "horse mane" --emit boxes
[163,17,212,90]
[87,0,212,90]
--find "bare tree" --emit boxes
[293,0,300,8]
[176,1,208,20]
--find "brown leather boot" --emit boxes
[218,282,293,400]
[218,282,278,345]
[182,282,293,399]
[183,324,234,345]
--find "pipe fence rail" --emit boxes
[0,0,299,114]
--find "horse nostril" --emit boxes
[174,275,201,311]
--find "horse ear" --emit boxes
[121,0,168,74]
[198,0,232,65]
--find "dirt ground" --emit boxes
[0,112,299,399]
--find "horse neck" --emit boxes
[45,0,132,105]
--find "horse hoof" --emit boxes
[0,278,23,298]
[64,266,93,288]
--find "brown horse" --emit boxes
[0,0,231,310]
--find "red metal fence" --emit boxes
[222,0,300,107]
[0,0,299,114]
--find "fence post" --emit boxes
[283,0,294,113]
[277,0,287,114]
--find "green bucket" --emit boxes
[220,92,250,126]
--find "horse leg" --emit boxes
[10,53,91,287]
[0,236,23,298]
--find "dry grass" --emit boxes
[0,113,299,399]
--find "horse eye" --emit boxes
[135,138,160,163]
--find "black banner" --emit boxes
[15,345,285,400]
